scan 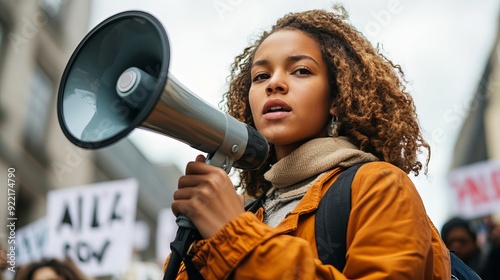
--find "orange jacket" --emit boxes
[165,162,451,279]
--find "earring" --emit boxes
[327,115,339,137]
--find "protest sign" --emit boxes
[448,160,500,218]
[46,178,138,277]
[15,217,47,266]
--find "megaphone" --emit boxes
[57,10,269,173]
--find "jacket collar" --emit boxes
[272,167,342,233]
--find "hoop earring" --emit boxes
[327,115,339,137]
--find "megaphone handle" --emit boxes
[164,215,202,280]
[164,153,232,279]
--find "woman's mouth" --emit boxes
[262,99,292,120]
[263,110,291,120]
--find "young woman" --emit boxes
[167,5,451,279]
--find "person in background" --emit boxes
[441,217,483,274]
[165,4,451,279]
[481,212,500,280]
[13,258,90,280]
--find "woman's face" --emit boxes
[249,29,333,160]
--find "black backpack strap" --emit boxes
[245,192,266,213]
[315,162,365,272]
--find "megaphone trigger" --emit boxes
[205,153,230,173]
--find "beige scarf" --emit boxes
[264,137,379,189]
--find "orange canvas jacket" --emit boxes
[165,161,451,279]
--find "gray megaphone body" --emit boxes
[57,10,269,173]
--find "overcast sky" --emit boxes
[88,0,500,229]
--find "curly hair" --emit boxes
[223,5,430,198]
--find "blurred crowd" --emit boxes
[441,212,500,279]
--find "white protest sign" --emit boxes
[133,221,150,252]
[448,160,500,218]
[46,178,138,277]
[15,217,47,266]
[156,208,178,264]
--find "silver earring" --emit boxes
[327,115,339,137]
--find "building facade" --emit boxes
[449,13,500,221]
[0,1,180,278]
[451,25,500,168]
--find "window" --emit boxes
[24,66,54,159]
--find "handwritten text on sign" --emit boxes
[15,217,47,266]
[46,179,138,277]
[448,160,500,218]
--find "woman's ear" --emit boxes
[329,100,337,116]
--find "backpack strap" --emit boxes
[315,162,365,272]
[449,251,482,280]
[245,192,266,212]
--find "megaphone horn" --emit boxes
[57,10,269,172]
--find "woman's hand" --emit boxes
[171,155,245,239]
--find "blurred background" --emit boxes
[1,0,500,279]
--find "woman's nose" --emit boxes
[266,73,288,95]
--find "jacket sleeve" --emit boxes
[170,162,449,280]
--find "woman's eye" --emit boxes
[293,68,311,75]
[253,73,270,82]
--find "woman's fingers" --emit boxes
[184,158,226,176]
[173,186,194,200]
[195,154,206,162]
[172,155,245,238]
[171,190,210,218]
